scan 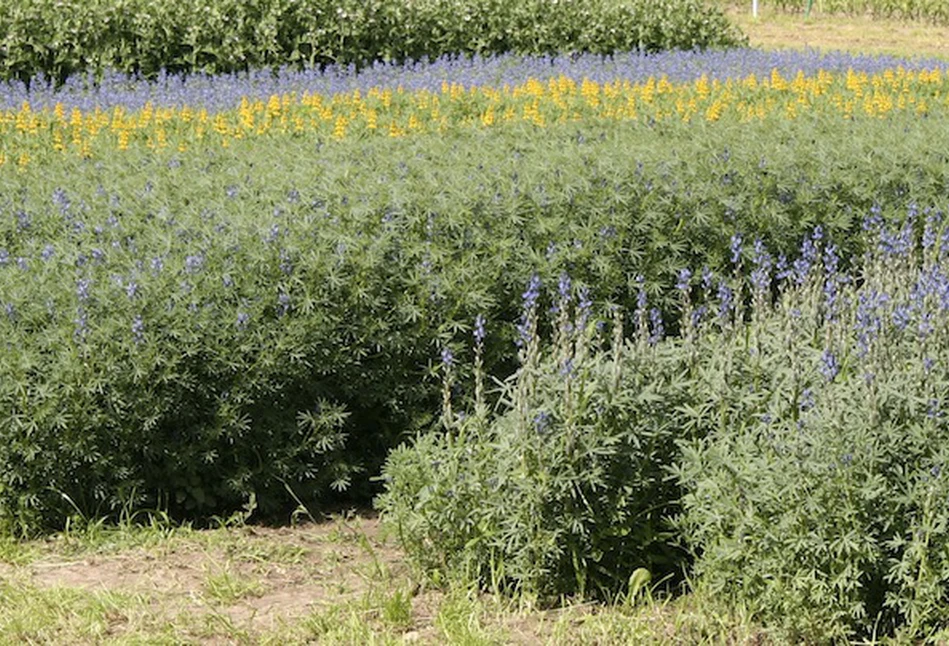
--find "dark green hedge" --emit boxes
[0,0,746,84]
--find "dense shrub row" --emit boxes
[381,209,949,641]
[0,0,745,84]
[2,111,949,532]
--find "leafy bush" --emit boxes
[2,107,949,532]
[673,212,949,641]
[378,278,693,599]
[381,205,949,638]
[0,0,746,85]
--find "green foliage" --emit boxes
[671,219,949,641]
[380,194,949,638]
[378,286,693,600]
[2,111,949,533]
[0,0,746,85]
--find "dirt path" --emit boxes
[0,515,452,642]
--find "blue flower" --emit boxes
[440,347,454,369]
[799,388,815,412]
[691,304,707,329]
[892,303,912,330]
[266,224,280,243]
[74,308,88,340]
[184,254,204,274]
[750,238,772,295]
[132,315,144,343]
[928,399,942,419]
[277,291,291,316]
[533,410,550,435]
[52,187,71,213]
[775,254,790,282]
[522,273,541,310]
[516,274,542,348]
[819,349,839,382]
[863,206,882,231]
[855,289,889,356]
[717,281,733,322]
[676,267,692,293]
[636,286,647,313]
[701,266,713,291]
[473,314,486,345]
[823,243,839,276]
[76,278,91,302]
[649,307,664,345]
[730,232,743,266]
[792,257,812,286]
[555,273,572,313]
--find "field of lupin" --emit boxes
[3,0,949,641]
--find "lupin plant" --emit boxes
[2,53,949,167]
[12,73,949,536]
[383,199,949,640]
[380,271,689,600]
[671,206,949,642]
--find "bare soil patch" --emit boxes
[5,515,435,640]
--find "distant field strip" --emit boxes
[715,0,949,24]
[2,65,948,166]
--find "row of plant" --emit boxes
[2,85,949,534]
[4,48,937,114]
[0,0,744,85]
[3,61,949,167]
[379,206,949,642]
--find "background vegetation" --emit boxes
[0,0,744,84]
